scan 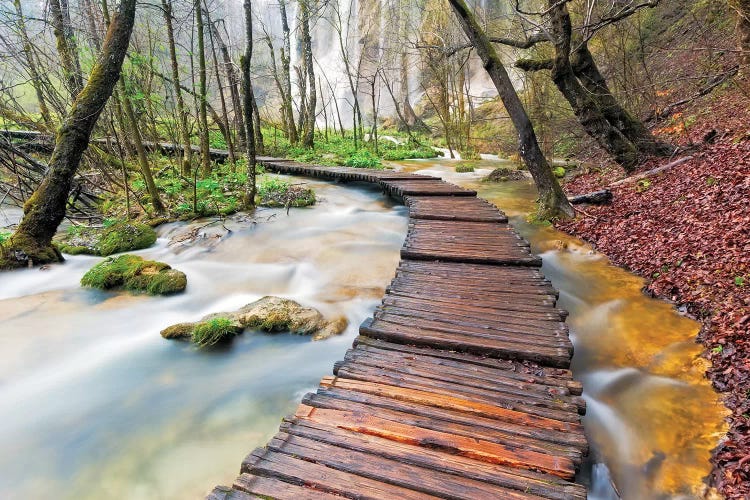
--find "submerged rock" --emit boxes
[160,296,348,346]
[81,254,187,295]
[483,168,527,182]
[56,221,157,256]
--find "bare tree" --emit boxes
[241,0,257,207]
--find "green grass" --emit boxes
[191,317,241,347]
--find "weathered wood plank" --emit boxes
[293,404,577,479]
[278,419,587,500]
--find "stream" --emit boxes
[0,161,727,499]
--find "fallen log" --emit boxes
[568,189,612,205]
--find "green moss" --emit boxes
[455,164,475,173]
[81,254,186,295]
[97,222,157,256]
[56,221,156,256]
[552,167,566,178]
[191,317,241,347]
[160,322,195,339]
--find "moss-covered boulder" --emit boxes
[552,166,566,178]
[81,254,187,295]
[482,168,527,182]
[160,296,348,346]
[56,221,157,256]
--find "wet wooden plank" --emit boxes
[239,448,429,499]
[352,337,583,394]
[277,419,587,500]
[382,179,478,197]
[317,377,586,443]
[405,195,509,223]
[265,432,547,499]
[361,317,573,368]
[293,404,577,479]
[348,340,583,395]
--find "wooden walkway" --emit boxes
[209,160,587,500]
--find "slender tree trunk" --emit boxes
[570,42,672,155]
[279,0,298,144]
[547,1,639,171]
[301,0,316,148]
[729,0,750,74]
[241,0,257,208]
[119,78,166,214]
[251,90,264,154]
[195,0,211,176]
[49,0,84,99]
[162,0,193,174]
[2,0,138,269]
[14,0,53,129]
[447,0,573,219]
[206,9,237,170]
[209,19,247,148]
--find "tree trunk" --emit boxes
[119,78,166,214]
[729,0,750,73]
[547,1,639,171]
[570,42,672,155]
[251,89,264,154]
[209,19,247,148]
[162,0,193,175]
[206,9,237,170]
[2,0,138,269]
[446,0,573,219]
[242,0,257,208]
[49,0,84,100]
[195,0,211,176]
[14,0,53,129]
[279,0,298,144]
[300,0,317,148]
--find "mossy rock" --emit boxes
[56,221,157,256]
[259,186,316,208]
[81,254,187,295]
[483,168,527,182]
[455,164,475,173]
[160,296,348,346]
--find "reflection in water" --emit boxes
[0,178,407,499]
[399,160,727,499]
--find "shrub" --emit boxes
[344,150,382,169]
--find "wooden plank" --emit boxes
[278,419,587,500]
[348,341,582,395]
[293,404,577,479]
[331,362,583,419]
[240,448,429,499]
[352,337,582,394]
[361,317,573,368]
[229,476,341,500]
[266,432,546,499]
[317,377,586,444]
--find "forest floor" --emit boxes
[555,82,750,497]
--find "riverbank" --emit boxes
[556,87,750,497]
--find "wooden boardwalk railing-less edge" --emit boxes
[209,159,588,500]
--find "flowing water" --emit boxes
[398,160,727,499]
[0,178,407,499]
[1,162,727,499]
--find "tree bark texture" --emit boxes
[242,0,257,207]
[548,1,639,171]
